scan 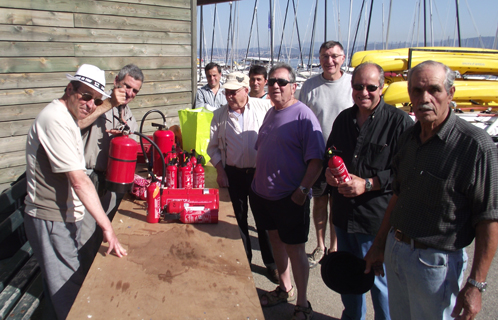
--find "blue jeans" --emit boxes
[384,229,468,320]
[335,227,391,320]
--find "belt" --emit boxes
[394,229,429,250]
[225,165,255,175]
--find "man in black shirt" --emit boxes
[325,62,413,320]
[365,60,498,320]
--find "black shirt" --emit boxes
[327,99,414,235]
[391,109,498,251]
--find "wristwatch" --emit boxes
[299,186,311,195]
[467,278,487,292]
[365,178,373,192]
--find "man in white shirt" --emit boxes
[24,64,127,320]
[207,72,277,283]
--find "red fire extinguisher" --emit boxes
[152,124,175,177]
[327,147,351,183]
[106,135,138,193]
[178,163,193,189]
[146,180,161,223]
[163,205,218,224]
[193,156,205,189]
[166,158,178,189]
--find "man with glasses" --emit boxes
[251,63,325,320]
[195,62,227,111]
[207,72,277,283]
[324,62,413,320]
[24,64,127,320]
[299,41,354,268]
[78,64,143,263]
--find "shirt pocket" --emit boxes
[365,143,390,170]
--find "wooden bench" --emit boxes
[0,177,44,319]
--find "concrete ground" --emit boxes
[248,198,498,320]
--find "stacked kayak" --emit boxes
[351,47,498,108]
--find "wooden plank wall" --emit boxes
[0,0,195,191]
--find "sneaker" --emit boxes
[308,247,325,269]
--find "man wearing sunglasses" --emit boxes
[324,62,413,320]
[251,63,325,320]
[299,40,354,269]
[78,64,143,264]
[207,72,277,283]
[24,64,127,320]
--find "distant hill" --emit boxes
[203,36,497,61]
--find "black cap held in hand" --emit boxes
[320,251,375,295]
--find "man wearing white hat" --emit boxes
[24,64,127,320]
[207,72,277,282]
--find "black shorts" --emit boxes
[249,192,310,245]
[311,179,332,198]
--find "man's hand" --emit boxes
[102,229,128,257]
[291,188,307,206]
[325,167,340,187]
[364,241,386,277]
[337,174,366,197]
[216,167,229,188]
[451,284,482,320]
[111,85,127,107]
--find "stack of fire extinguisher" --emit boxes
[105,109,219,225]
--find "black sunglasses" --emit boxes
[352,84,379,92]
[78,91,104,106]
[268,78,294,86]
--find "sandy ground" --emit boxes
[248,198,498,320]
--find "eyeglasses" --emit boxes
[320,54,344,60]
[268,78,294,86]
[224,87,244,96]
[78,91,104,106]
[352,84,380,92]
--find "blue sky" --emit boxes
[197,0,498,59]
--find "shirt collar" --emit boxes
[412,107,454,143]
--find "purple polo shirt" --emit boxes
[251,101,325,200]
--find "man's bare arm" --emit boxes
[65,170,127,257]
[452,220,498,320]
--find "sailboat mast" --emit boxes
[423,0,427,46]
[210,4,217,62]
[270,0,275,65]
[199,6,203,82]
[277,0,291,61]
[364,0,374,50]
[385,0,392,49]
[245,0,258,62]
[345,0,353,66]
[455,0,461,47]
[225,2,233,66]
[308,0,320,69]
[324,0,327,41]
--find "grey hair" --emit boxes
[407,60,455,93]
[319,40,345,54]
[351,62,385,88]
[268,62,296,83]
[117,64,144,83]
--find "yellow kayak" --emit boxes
[383,80,498,105]
[351,47,498,75]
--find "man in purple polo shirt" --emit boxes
[251,63,325,320]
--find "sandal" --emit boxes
[260,286,296,307]
[291,301,313,320]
